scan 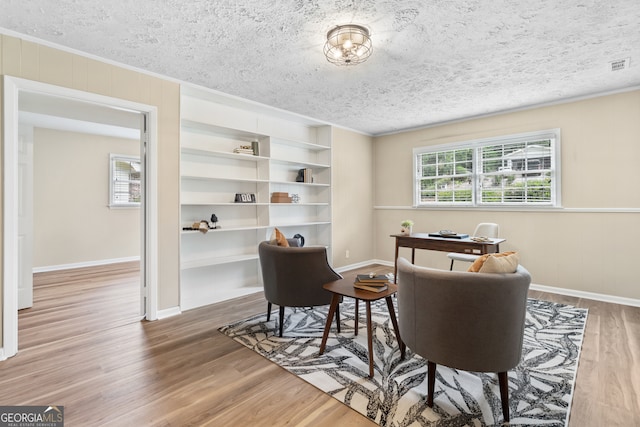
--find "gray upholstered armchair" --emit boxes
[258,241,342,337]
[396,256,531,423]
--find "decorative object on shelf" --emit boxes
[234,193,256,203]
[271,192,292,203]
[210,213,219,229]
[324,24,373,66]
[187,220,210,234]
[400,219,414,235]
[182,218,220,233]
[293,233,305,247]
[233,145,255,155]
[198,220,209,234]
[296,168,313,183]
[291,193,300,203]
[251,140,259,156]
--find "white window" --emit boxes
[414,129,560,207]
[110,154,141,207]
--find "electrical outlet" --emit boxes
[345,250,350,259]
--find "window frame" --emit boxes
[413,129,561,208]
[109,153,142,208]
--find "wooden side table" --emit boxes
[318,279,404,378]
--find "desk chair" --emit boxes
[448,223,499,270]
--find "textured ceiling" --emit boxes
[2,0,640,135]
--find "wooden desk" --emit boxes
[391,233,505,282]
[319,279,404,378]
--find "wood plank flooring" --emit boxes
[0,263,638,426]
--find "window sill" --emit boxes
[108,204,141,209]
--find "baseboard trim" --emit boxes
[156,306,181,320]
[335,259,385,273]
[529,283,640,308]
[33,256,140,273]
[357,259,640,307]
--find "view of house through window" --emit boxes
[414,129,560,207]
[110,154,141,207]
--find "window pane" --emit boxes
[417,148,474,204]
[111,155,141,206]
[478,138,553,205]
[415,130,558,207]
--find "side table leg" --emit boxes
[385,296,405,360]
[319,293,341,355]
[354,299,359,336]
[366,300,374,378]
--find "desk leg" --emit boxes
[366,301,374,378]
[411,248,415,265]
[319,293,341,355]
[394,239,400,283]
[385,296,405,360]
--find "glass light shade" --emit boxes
[323,24,372,66]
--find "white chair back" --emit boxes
[473,223,499,238]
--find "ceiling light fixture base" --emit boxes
[323,24,372,66]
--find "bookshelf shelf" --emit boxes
[179,88,333,310]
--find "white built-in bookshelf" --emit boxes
[179,87,332,310]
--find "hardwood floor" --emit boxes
[1,263,638,426]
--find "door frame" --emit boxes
[2,76,159,359]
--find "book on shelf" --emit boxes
[355,274,390,284]
[233,144,256,155]
[353,283,389,293]
[297,168,314,183]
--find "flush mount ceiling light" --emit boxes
[323,24,372,66]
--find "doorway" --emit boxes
[2,76,159,360]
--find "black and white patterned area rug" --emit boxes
[219,298,587,427]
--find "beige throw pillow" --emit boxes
[468,251,518,273]
[270,228,290,247]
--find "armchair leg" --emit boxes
[279,306,285,337]
[427,361,436,407]
[335,303,341,333]
[449,259,455,271]
[498,371,510,422]
[267,302,272,322]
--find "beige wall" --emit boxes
[374,90,640,300]
[0,34,181,348]
[33,128,140,268]
[331,127,375,268]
